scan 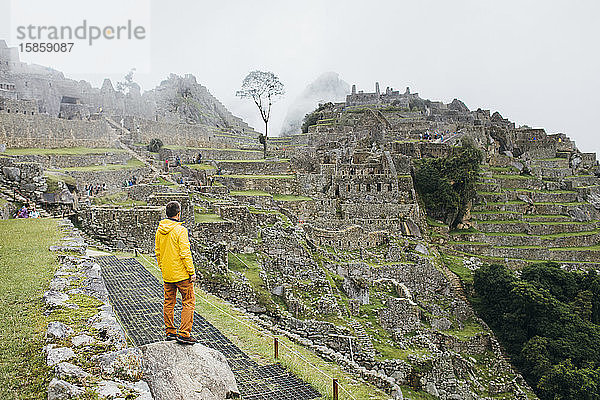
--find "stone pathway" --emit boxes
[96,255,321,400]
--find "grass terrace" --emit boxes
[185,163,216,170]
[0,219,61,398]
[230,190,271,197]
[93,192,147,207]
[193,206,226,223]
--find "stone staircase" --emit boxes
[104,116,179,187]
[348,319,376,360]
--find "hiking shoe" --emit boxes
[176,334,198,345]
[166,333,178,341]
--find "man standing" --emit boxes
[155,201,198,344]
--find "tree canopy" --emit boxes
[413,138,483,227]
[236,70,284,157]
[474,262,600,400]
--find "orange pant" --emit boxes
[163,279,195,337]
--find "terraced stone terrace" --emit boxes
[449,153,600,270]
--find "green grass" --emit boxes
[0,218,61,398]
[4,147,125,156]
[194,212,226,223]
[443,318,485,340]
[92,192,146,207]
[474,220,524,224]
[152,176,176,186]
[540,230,600,239]
[230,190,272,197]
[549,245,600,251]
[136,255,389,400]
[44,171,76,191]
[185,163,216,170]
[440,252,473,284]
[61,158,144,172]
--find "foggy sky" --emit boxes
[1,0,599,155]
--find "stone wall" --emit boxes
[303,224,388,250]
[76,205,164,251]
[214,175,298,195]
[66,167,149,191]
[216,160,291,175]
[148,192,193,224]
[0,113,115,148]
[11,151,129,169]
[159,147,263,162]
[0,156,47,201]
[125,184,177,201]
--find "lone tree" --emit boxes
[236,70,284,158]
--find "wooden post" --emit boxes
[274,337,279,360]
[333,378,339,400]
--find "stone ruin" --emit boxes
[4,44,599,398]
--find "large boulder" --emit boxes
[47,378,84,400]
[141,342,239,400]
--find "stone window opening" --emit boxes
[388,183,392,191]
[366,183,371,192]
[347,184,351,192]
[377,183,381,192]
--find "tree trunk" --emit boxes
[263,120,268,159]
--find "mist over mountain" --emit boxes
[279,72,350,136]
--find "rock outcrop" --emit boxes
[141,342,239,400]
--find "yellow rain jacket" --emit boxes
[154,218,195,283]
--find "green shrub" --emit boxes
[147,138,164,153]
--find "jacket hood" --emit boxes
[157,218,181,235]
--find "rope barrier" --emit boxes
[138,250,359,400]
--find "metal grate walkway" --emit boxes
[96,255,321,400]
